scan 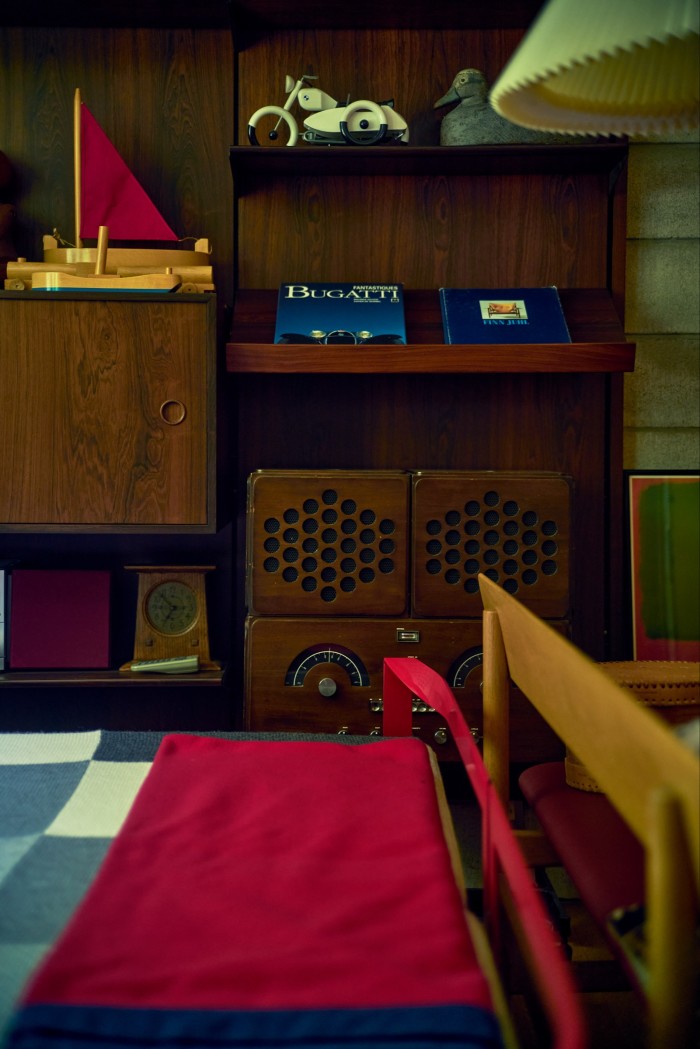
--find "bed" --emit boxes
[0,662,584,1049]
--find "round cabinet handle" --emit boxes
[160,400,187,425]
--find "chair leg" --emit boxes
[482,609,510,808]
[647,787,699,1049]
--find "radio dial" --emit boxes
[318,676,337,697]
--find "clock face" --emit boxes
[145,580,199,635]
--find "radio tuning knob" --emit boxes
[318,677,337,697]
[434,727,448,745]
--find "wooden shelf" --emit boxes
[228,0,544,30]
[1,0,545,29]
[0,669,225,688]
[227,343,634,374]
[0,2,231,26]
[229,143,628,187]
[226,288,635,374]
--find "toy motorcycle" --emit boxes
[248,73,409,147]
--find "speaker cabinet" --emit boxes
[244,615,563,763]
[247,470,410,616]
[411,471,572,618]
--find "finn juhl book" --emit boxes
[439,286,571,344]
[274,282,406,345]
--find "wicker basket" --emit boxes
[564,660,700,792]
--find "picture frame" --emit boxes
[626,471,700,660]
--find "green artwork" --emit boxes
[639,480,700,641]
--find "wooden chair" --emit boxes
[478,572,699,1049]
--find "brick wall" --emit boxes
[624,129,700,469]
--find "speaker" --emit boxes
[246,470,410,616]
[411,471,572,618]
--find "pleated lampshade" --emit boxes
[489,0,699,136]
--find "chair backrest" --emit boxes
[478,572,700,1049]
[478,572,699,867]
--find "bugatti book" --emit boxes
[439,287,571,344]
[274,282,406,345]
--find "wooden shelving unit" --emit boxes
[225,0,635,754]
[0,670,224,688]
[227,288,634,373]
[0,0,636,736]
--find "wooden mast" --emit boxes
[74,88,82,249]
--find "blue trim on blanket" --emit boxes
[92,730,381,762]
[6,1003,503,1048]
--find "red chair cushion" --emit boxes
[519,762,645,940]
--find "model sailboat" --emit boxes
[23,90,214,292]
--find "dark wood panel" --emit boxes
[0,684,235,731]
[236,373,605,471]
[0,2,232,27]
[237,173,610,288]
[230,0,544,32]
[0,27,234,302]
[236,27,527,147]
[0,0,544,30]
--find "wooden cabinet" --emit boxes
[0,293,217,531]
[0,14,233,725]
[226,1,636,741]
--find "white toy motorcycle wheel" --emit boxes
[338,100,387,145]
[247,105,300,147]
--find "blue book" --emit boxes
[439,286,571,344]
[274,282,406,345]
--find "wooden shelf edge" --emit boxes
[229,142,627,182]
[0,669,226,688]
[226,342,635,374]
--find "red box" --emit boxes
[9,569,111,669]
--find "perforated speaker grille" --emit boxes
[247,471,410,615]
[412,472,571,618]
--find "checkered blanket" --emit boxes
[0,730,502,1049]
[0,729,216,1042]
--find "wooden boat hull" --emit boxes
[32,270,182,292]
[43,246,211,269]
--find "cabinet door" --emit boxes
[0,296,215,529]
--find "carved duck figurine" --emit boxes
[434,69,573,146]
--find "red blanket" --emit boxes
[9,736,501,1048]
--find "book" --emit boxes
[0,561,14,672]
[274,282,406,345]
[439,286,571,344]
[9,569,111,669]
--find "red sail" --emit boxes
[80,103,177,241]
